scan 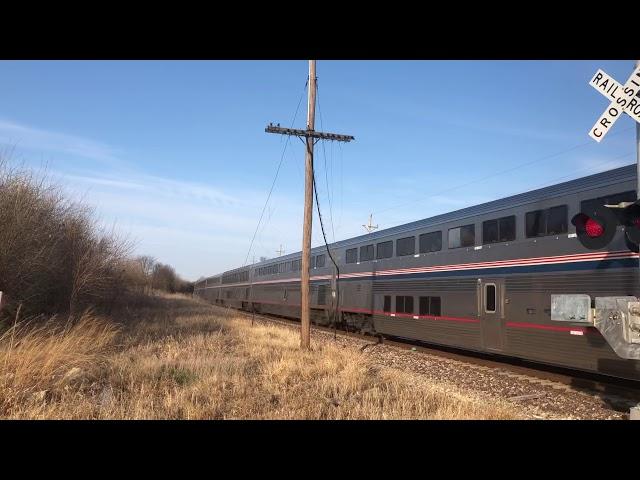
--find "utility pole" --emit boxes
[362,213,378,233]
[265,60,354,349]
[276,245,285,257]
[299,60,317,350]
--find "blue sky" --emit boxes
[0,60,637,280]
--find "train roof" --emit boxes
[334,163,636,248]
[217,163,637,274]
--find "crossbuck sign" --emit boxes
[589,66,640,142]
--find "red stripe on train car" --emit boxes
[505,321,598,335]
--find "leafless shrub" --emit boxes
[0,157,132,318]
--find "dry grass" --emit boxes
[0,296,521,419]
[0,312,119,418]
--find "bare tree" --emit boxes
[136,255,156,294]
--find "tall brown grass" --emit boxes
[0,295,521,419]
[0,311,119,418]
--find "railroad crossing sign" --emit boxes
[589,66,640,142]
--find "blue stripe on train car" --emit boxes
[339,257,638,281]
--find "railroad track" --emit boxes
[217,304,640,419]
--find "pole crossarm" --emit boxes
[265,123,354,142]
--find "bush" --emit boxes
[0,159,131,319]
[0,157,193,321]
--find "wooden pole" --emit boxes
[300,60,316,349]
[263,60,352,349]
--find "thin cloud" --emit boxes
[50,167,340,279]
[0,119,124,165]
[62,171,240,207]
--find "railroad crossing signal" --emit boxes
[588,65,640,142]
[572,200,640,252]
[578,62,640,254]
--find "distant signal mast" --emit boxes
[362,214,378,233]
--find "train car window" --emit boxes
[419,296,429,315]
[485,284,496,313]
[546,205,567,235]
[383,295,391,312]
[448,224,475,249]
[419,296,442,316]
[396,296,413,314]
[449,227,461,248]
[310,256,315,269]
[526,209,546,237]
[499,216,516,242]
[526,206,566,237]
[376,241,393,259]
[396,236,416,256]
[482,219,499,244]
[346,248,358,264]
[483,215,516,244]
[316,254,326,267]
[360,244,374,262]
[430,296,441,316]
[419,231,442,253]
[405,296,414,314]
[461,224,475,247]
[317,285,327,305]
[396,296,405,313]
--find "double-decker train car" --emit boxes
[195,164,640,381]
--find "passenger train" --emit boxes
[194,165,640,381]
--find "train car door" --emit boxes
[478,279,505,352]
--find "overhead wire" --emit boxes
[381,150,637,231]
[243,80,307,266]
[316,81,336,242]
[371,125,637,218]
[513,151,635,194]
[311,142,341,338]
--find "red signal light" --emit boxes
[571,205,618,250]
[585,217,604,238]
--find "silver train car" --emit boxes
[195,165,640,381]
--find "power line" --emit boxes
[372,125,637,217]
[338,141,344,232]
[312,164,341,337]
[243,80,307,266]
[316,82,336,242]
[382,151,636,230]
[515,151,635,194]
